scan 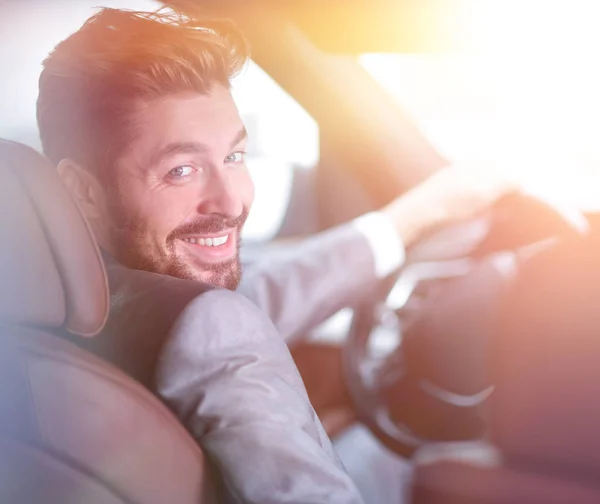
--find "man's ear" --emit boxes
[56,159,106,220]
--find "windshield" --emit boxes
[359,3,600,211]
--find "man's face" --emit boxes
[99,86,254,289]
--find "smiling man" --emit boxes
[36,7,514,504]
[41,20,254,290]
[96,90,251,289]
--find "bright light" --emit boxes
[361,1,600,209]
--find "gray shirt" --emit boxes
[75,226,377,503]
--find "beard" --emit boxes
[108,202,248,291]
[165,211,248,290]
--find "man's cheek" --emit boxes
[136,201,178,245]
[236,168,255,212]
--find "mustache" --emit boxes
[169,209,249,240]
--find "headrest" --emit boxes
[490,233,600,477]
[0,140,108,337]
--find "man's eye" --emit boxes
[168,165,195,178]
[224,152,245,164]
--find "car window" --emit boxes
[359,37,600,211]
[231,62,319,242]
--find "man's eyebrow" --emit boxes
[146,127,247,168]
[148,141,208,167]
[230,127,248,149]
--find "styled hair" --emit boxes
[37,7,249,172]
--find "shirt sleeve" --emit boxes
[352,211,406,278]
[155,289,365,504]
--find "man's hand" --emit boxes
[383,166,517,247]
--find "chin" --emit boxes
[198,267,241,291]
[178,257,241,291]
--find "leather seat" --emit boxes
[0,140,217,503]
[411,235,600,503]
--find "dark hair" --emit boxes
[37,7,249,172]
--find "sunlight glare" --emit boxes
[362,0,600,209]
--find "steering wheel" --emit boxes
[343,192,587,457]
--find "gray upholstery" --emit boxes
[0,140,215,503]
[0,139,108,335]
[412,236,600,503]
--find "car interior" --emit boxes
[2,0,600,502]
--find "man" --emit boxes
[36,7,514,503]
[37,6,511,342]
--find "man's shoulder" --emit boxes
[89,255,219,386]
[106,257,214,307]
[107,259,259,328]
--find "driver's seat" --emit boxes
[411,234,600,503]
[0,140,217,503]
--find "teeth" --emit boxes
[183,235,229,247]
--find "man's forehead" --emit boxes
[126,89,245,164]
[137,89,242,135]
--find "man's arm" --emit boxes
[155,289,365,504]
[239,166,517,342]
[238,214,403,343]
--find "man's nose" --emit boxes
[196,170,243,217]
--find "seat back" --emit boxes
[0,140,216,503]
[411,235,600,503]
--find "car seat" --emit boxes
[0,139,217,504]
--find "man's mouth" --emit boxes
[177,230,238,264]
[181,234,229,247]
